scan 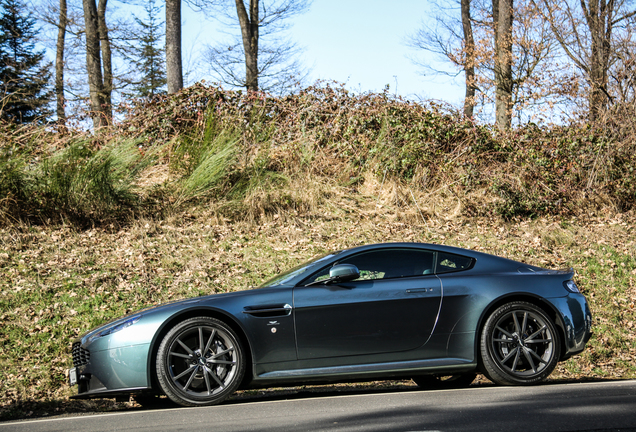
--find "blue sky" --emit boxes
[181,0,464,104]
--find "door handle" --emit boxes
[406,288,435,293]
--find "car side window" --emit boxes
[435,252,474,274]
[303,248,436,284]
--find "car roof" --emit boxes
[336,242,543,273]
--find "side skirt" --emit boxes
[251,358,476,386]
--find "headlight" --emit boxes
[563,280,580,293]
[87,315,142,343]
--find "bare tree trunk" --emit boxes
[494,0,513,130]
[82,0,107,128]
[461,0,476,119]
[56,0,67,130]
[97,0,112,121]
[583,0,613,121]
[165,0,183,93]
[235,0,259,92]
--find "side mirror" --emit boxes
[329,264,360,282]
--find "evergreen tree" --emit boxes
[0,0,52,123]
[129,0,167,98]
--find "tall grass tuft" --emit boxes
[177,131,239,203]
[35,139,146,223]
[0,150,28,223]
[41,142,141,219]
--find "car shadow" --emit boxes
[223,376,612,405]
[0,377,616,422]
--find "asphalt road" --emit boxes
[2,380,636,432]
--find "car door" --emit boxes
[239,287,297,363]
[293,248,442,360]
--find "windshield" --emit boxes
[259,251,341,288]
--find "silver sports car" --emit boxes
[69,243,592,406]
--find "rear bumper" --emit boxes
[548,293,593,358]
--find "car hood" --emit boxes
[78,288,255,340]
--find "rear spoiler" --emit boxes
[517,266,574,278]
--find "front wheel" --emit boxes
[480,302,560,385]
[156,316,245,406]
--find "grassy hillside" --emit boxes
[1,83,635,420]
[2,83,636,225]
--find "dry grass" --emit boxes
[2,86,636,420]
[1,184,635,420]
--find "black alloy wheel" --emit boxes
[156,316,245,406]
[481,301,560,385]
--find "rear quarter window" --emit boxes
[436,252,474,274]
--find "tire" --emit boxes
[156,316,245,407]
[413,373,476,389]
[480,301,560,385]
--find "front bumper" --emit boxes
[70,342,152,399]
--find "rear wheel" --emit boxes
[156,317,245,406]
[413,373,476,389]
[481,302,560,385]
